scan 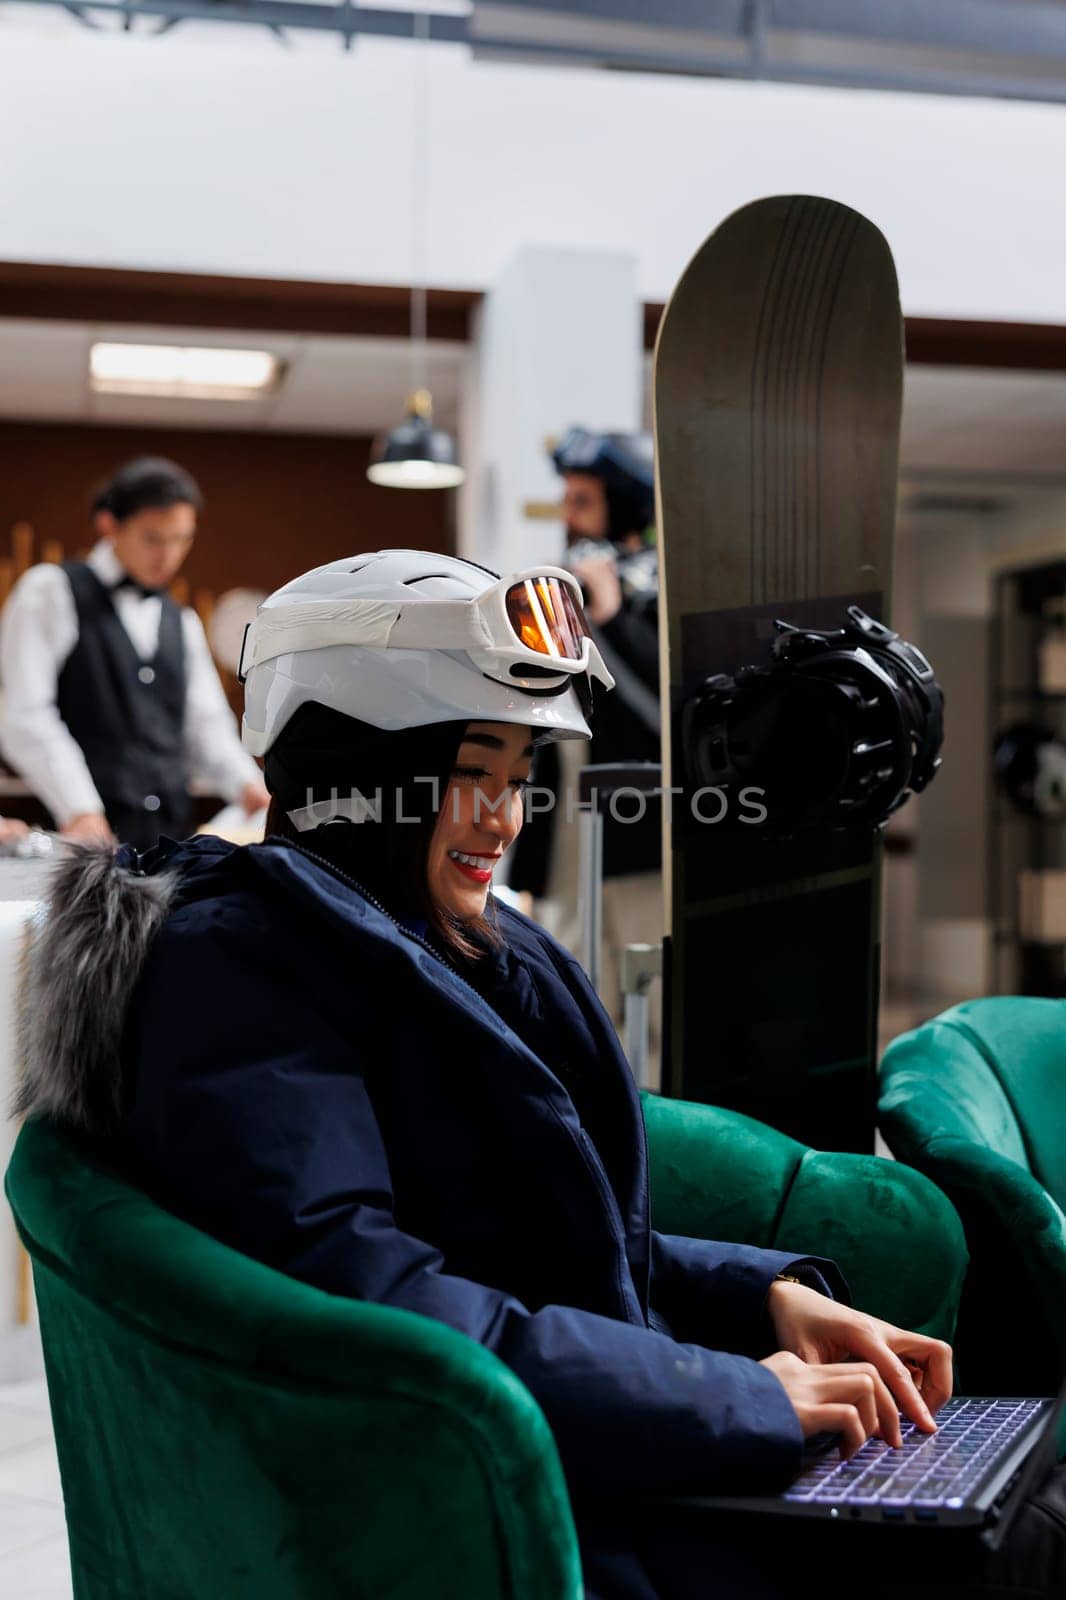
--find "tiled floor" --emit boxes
[0,1375,72,1600]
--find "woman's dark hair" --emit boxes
[90,456,204,522]
[263,702,501,965]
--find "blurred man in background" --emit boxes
[0,455,268,852]
[508,427,663,1068]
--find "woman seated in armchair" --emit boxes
[16,551,1065,1599]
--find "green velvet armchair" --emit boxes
[878,996,1066,1396]
[5,1099,965,1600]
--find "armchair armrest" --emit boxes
[642,1093,966,1343]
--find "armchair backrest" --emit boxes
[880,998,1066,1211]
[5,1117,581,1600]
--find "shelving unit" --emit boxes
[989,560,1066,997]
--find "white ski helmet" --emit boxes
[239,549,614,757]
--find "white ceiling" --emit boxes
[0,318,1065,496]
[0,317,468,436]
[900,364,1066,482]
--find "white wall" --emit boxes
[2,18,1066,321]
[462,246,641,575]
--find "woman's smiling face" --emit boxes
[426,722,534,922]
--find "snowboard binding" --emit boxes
[681,605,944,836]
[993,721,1066,821]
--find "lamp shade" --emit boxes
[367,390,465,490]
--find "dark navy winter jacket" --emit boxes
[121,832,845,1502]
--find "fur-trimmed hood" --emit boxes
[13,844,178,1135]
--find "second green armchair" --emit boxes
[878,996,1066,1395]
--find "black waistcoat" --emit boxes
[56,563,187,822]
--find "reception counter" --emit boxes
[0,865,50,1369]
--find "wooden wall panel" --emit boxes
[0,420,453,598]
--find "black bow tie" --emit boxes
[112,574,164,601]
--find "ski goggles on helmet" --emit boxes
[397,565,615,694]
[239,564,614,698]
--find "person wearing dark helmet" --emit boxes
[0,455,268,851]
[17,548,1066,1599]
[556,426,660,717]
[508,427,663,1067]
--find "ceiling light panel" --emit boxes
[89,341,281,400]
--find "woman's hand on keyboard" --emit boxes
[759,1350,902,1457]
[766,1279,953,1436]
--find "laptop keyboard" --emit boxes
[784,1398,1045,1512]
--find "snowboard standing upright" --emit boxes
[653,195,904,1153]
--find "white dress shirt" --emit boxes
[0,541,260,828]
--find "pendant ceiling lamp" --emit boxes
[366,387,464,490]
[368,9,464,491]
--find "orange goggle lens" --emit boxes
[505,577,590,660]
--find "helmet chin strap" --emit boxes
[286,793,382,833]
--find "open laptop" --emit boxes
[673,1380,1066,1552]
